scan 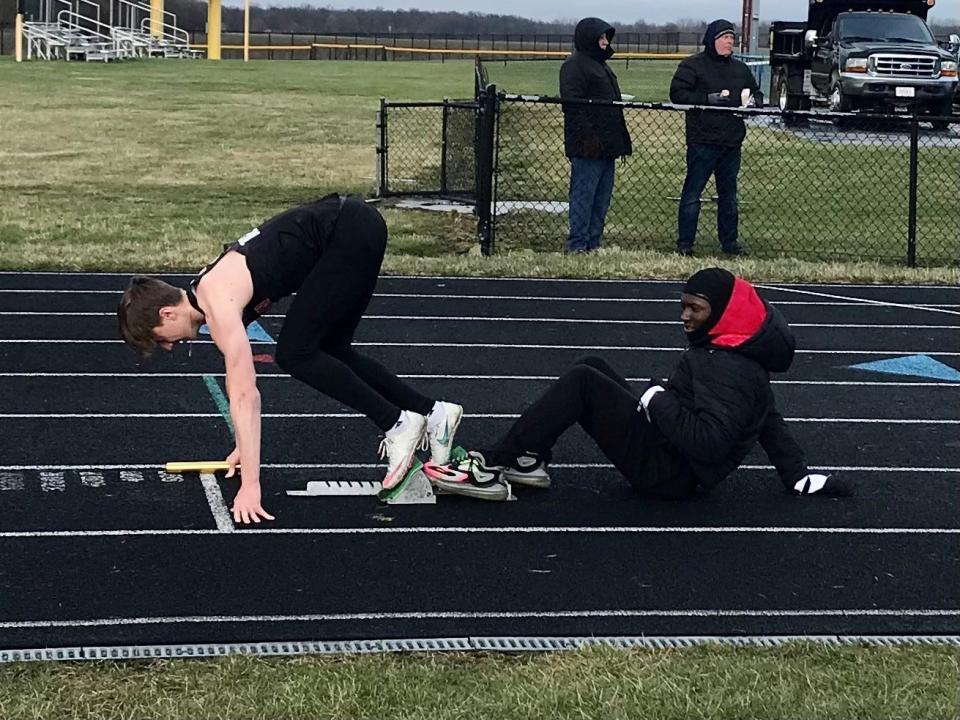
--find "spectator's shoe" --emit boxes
[722,243,749,256]
[423,452,511,501]
[378,412,427,490]
[500,450,552,489]
[427,402,463,465]
[676,246,696,257]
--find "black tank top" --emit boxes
[186,193,345,325]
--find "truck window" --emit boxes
[837,14,934,44]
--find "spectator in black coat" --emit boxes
[426,268,852,502]
[559,17,632,253]
[669,19,761,257]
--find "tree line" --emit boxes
[2,0,956,37]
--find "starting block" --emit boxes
[378,459,436,505]
[285,458,436,505]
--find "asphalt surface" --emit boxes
[0,271,958,651]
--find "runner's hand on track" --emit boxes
[231,484,275,524]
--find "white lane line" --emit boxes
[2,413,957,424]
[0,526,957,539]
[0,473,24,491]
[3,311,958,330]
[757,284,960,318]
[3,295,958,310]
[1,463,957,473]
[0,339,956,356]
[0,607,955,629]
[0,373,955,387]
[1,272,955,289]
[200,473,235,534]
[79,472,104,488]
[39,472,65,492]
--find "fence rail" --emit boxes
[379,90,960,266]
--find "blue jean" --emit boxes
[567,157,615,253]
[677,143,742,251]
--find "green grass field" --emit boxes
[0,644,957,719]
[1,56,956,282]
[1,56,959,717]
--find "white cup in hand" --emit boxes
[740,89,751,106]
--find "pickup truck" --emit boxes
[770,0,958,127]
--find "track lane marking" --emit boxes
[0,607,956,629]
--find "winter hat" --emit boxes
[682,267,735,341]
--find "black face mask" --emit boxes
[683,267,734,343]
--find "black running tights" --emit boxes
[489,356,657,481]
[274,199,434,431]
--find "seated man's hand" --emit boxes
[706,91,732,106]
[638,379,668,421]
[792,473,854,497]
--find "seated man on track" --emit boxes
[425,267,853,500]
[118,194,481,524]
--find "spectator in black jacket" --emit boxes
[559,17,632,253]
[426,267,852,501]
[669,19,761,257]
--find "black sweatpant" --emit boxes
[274,199,434,431]
[488,356,697,499]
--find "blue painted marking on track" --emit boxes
[199,321,274,343]
[849,354,960,382]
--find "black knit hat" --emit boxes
[682,267,735,341]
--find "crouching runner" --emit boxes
[118,194,475,523]
[425,267,853,500]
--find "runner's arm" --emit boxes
[205,311,273,523]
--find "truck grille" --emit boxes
[871,54,938,78]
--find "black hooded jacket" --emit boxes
[669,19,761,147]
[559,17,632,159]
[645,286,808,492]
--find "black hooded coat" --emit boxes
[669,19,761,147]
[559,17,632,159]
[641,282,808,494]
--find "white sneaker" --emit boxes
[378,412,427,490]
[427,402,463,465]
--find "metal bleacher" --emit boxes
[20,0,201,61]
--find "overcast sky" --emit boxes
[224,0,960,23]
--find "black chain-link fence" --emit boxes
[493,95,959,265]
[377,99,478,200]
[377,91,960,266]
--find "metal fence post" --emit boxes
[475,85,497,255]
[907,115,919,267]
[440,99,449,195]
[376,97,388,197]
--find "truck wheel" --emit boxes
[929,99,953,130]
[777,73,790,111]
[829,78,854,126]
[830,78,852,113]
[777,72,807,126]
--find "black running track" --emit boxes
[0,271,958,654]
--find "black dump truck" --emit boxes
[770,0,959,126]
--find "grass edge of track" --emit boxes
[0,644,957,719]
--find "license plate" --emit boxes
[895,86,916,98]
